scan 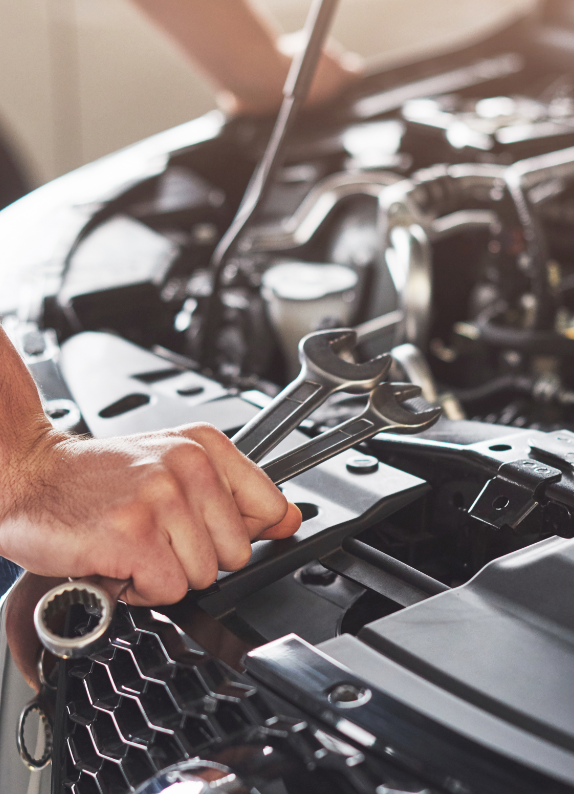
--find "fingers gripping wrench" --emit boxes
[34,329,439,658]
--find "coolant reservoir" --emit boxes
[261,261,357,378]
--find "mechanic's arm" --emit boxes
[0,326,301,606]
[130,0,363,115]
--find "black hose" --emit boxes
[504,173,554,329]
[343,538,449,597]
[453,374,534,405]
[477,317,574,355]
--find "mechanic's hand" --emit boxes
[0,422,302,607]
[130,0,363,118]
[219,45,363,116]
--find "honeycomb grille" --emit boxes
[58,602,435,794]
[60,603,270,793]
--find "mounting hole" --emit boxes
[489,444,512,452]
[134,368,181,384]
[48,407,69,420]
[452,491,465,509]
[493,495,510,511]
[99,393,150,418]
[177,386,205,397]
[45,399,81,431]
[295,503,319,522]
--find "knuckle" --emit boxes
[184,422,231,450]
[230,543,252,571]
[166,575,189,604]
[166,439,210,471]
[108,502,150,539]
[193,558,219,590]
[144,468,180,501]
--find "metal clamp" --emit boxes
[470,458,562,530]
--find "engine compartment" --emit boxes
[8,4,574,586]
[7,4,574,791]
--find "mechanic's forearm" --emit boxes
[130,0,361,114]
[131,0,289,113]
[0,326,58,516]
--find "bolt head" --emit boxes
[346,455,379,474]
[328,683,372,708]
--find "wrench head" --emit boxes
[299,328,391,393]
[369,382,442,433]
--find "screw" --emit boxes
[300,561,337,586]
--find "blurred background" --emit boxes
[0,0,534,190]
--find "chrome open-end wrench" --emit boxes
[262,382,441,485]
[232,328,392,462]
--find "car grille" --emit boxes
[57,602,434,794]
[60,603,273,793]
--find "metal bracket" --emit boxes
[529,430,574,469]
[470,458,562,530]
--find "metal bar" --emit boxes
[200,0,340,366]
[321,537,448,606]
[354,310,404,344]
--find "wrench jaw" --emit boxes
[369,382,442,433]
[262,382,442,485]
[299,329,392,393]
[234,328,394,463]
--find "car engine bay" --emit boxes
[6,2,574,792]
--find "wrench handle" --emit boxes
[232,375,330,463]
[262,414,383,485]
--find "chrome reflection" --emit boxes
[134,760,243,794]
[244,171,400,252]
[17,699,53,771]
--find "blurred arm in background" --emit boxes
[130,0,363,115]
